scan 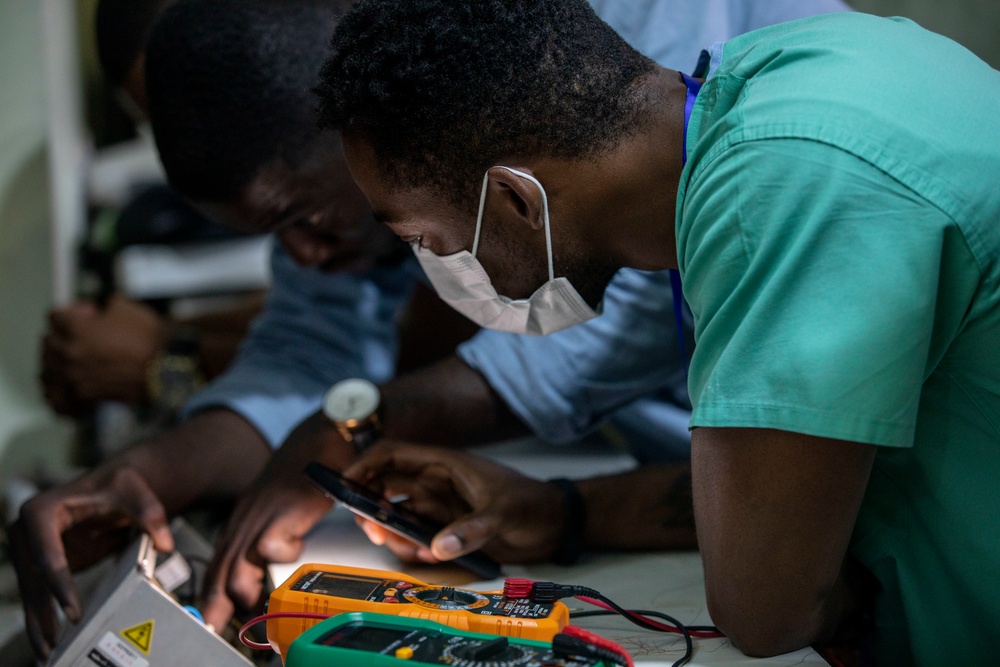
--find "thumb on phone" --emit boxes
[429,511,501,562]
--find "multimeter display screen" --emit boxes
[293,572,382,600]
[317,624,410,650]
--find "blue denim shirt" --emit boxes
[184,245,418,445]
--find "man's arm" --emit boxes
[691,427,874,656]
[381,355,531,444]
[117,409,271,512]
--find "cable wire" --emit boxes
[237,611,332,651]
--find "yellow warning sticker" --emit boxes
[120,620,154,654]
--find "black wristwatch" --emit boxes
[322,378,383,451]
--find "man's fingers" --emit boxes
[201,591,236,635]
[18,502,85,622]
[10,524,59,659]
[342,445,398,487]
[23,604,54,661]
[46,566,83,623]
[343,441,448,484]
[351,514,437,563]
[381,532,432,563]
[201,496,282,622]
[355,516,388,545]
[430,511,502,562]
[255,529,304,564]
[201,539,250,631]
[113,470,175,553]
[48,309,75,336]
[48,303,96,337]
[225,557,267,610]
[64,469,174,554]
[255,496,331,562]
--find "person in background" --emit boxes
[316,0,1000,662]
[43,0,263,419]
[13,0,850,659]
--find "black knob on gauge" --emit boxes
[417,587,479,606]
[468,637,509,660]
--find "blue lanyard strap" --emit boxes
[671,73,703,373]
[680,73,703,167]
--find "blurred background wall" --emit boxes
[0,0,997,484]
[0,0,74,489]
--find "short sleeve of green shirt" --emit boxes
[680,137,974,447]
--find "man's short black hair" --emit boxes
[317,0,656,206]
[146,0,352,202]
[95,0,172,86]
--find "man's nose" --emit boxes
[276,226,339,268]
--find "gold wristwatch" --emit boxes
[322,378,382,451]
[146,328,204,413]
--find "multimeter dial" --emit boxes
[404,586,491,611]
[442,636,536,667]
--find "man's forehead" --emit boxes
[341,134,476,227]
[190,162,307,233]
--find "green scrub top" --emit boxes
[677,13,1000,665]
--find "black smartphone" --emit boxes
[304,461,501,580]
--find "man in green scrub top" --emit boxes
[316,2,1000,663]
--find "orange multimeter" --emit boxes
[266,564,569,662]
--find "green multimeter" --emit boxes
[285,612,614,667]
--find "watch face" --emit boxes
[324,379,380,423]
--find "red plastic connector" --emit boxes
[502,577,535,599]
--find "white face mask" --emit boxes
[413,166,599,336]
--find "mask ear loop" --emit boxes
[471,170,491,259]
[478,166,555,281]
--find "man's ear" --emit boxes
[485,166,545,231]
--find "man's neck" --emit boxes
[569,68,689,272]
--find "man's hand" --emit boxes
[343,442,566,565]
[7,410,270,660]
[199,412,355,631]
[40,295,166,413]
[9,466,173,660]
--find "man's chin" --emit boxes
[574,267,619,310]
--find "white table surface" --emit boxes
[271,439,827,667]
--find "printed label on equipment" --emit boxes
[85,648,116,667]
[120,620,154,654]
[92,632,150,667]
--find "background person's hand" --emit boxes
[9,465,173,660]
[199,412,355,631]
[343,442,566,565]
[40,295,166,413]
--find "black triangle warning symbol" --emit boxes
[121,619,154,653]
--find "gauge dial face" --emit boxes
[403,586,491,611]
[442,641,536,667]
[323,378,380,422]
